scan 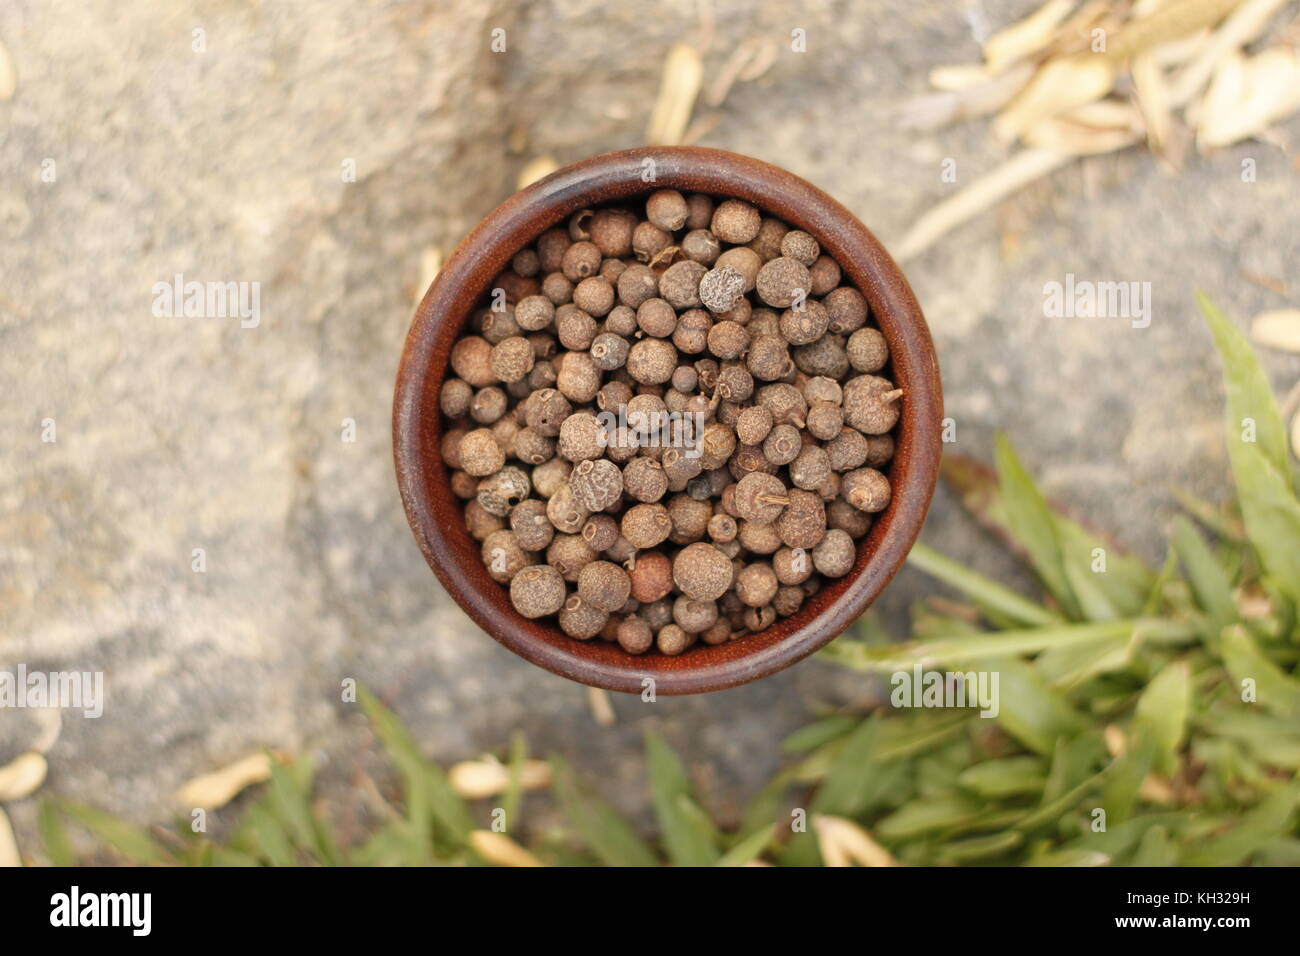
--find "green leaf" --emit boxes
[38,801,76,866]
[1134,659,1191,773]
[995,435,1082,618]
[780,714,860,753]
[267,757,340,865]
[501,731,528,831]
[244,805,298,866]
[907,542,1063,627]
[822,619,1152,673]
[957,757,1048,798]
[715,824,773,867]
[1182,780,1300,866]
[811,716,897,818]
[936,830,1024,863]
[358,687,475,844]
[1198,292,1291,477]
[550,756,657,867]
[990,657,1085,757]
[1221,625,1300,716]
[645,733,719,866]
[1129,825,1178,866]
[60,802,169,864]
[876,796,981,840]
[1099,730,1155,826]
[1172,516,1237,642]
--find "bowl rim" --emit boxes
[393,146,942,695]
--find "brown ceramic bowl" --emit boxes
[394,146,942,695]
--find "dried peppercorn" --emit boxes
[843,374,903,434]
[470,386,508,425]
[616,616,655,654]
[656,623,694,656]
[763,423,802,466]
[681,228,721,265]
[842,467,892,513]
[623,456,669,503]
[684,193,714,230]
[749,217,789,261]
[846,327,889,373]
[632,221,673,263]
[559,594,608,640]
[577,560,631,612]
[511,499,555,551]
[699,265,747,314]
[482,529,535,583]
[569,457,623,511]
[806,401,844,440]
[780,230,820,266]
[451,336,496,387]
[733,472,790,524]
[646,189,689,231]
[441,378,473,417]
[546,482,590,534]
[476,465,530,516]
[629,550,673,603]
[465,499,505,541]
[621,502,673,549]
[558,411,604,462]
[659,259,707,310]
[589,208,637,257]
[561,240,602,281]
[626,338,678,385]
[775,488,827,550]
[510,564,567,618]
[755,257,811,309]
[672,542,734,601]
[824,287,868,334]
[460,429,505,477]
[736,562,779,608]
[546,533,596,582]
[813,529,855,577]
[581,513,620,552]
[555,351,602,403]
[590,332,630,371]
[711,199,762,244]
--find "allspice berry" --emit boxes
[736,562,779,608]
[547,533,597,582]
[711,199,762,244]
[755,257,811,309]
[763,423,802,467]
[546,482,590,534]
[699,265,747,314]
[559,595,608,640]
[734,472,790,524]
[624,456,669,503]
[577,560,631,612]
[558,411,604,462]
[843,374,903,434]
[842,467,892,513]
[516,295,556,331]
[482,530,534,583]
[847,327,889,373]
[617,616,655,654]
[780,230,820,266]
[460,429,504,477]
[490,336,536,383]
[629,550,673,603]
[657,623,694,656]
[569,457,623,511]
[622,503,673,549]
[813,529,856,578]
[451,336,496,387]
[476,465,530,516]
[646,189,689,231]
[627,338,678,385]
[672,542,734,601]
[735,405,774,446]
[510,499,555,551]
[776,488,827,550]
[581,513,620,552]
[659,260,707,310]
[824,287,869,334]
[510,565,567,618]
[441,378,473,417]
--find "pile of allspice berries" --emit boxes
[440,190,901,656]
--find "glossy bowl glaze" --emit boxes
[394,146,942,695]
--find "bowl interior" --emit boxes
[393,147,942,695]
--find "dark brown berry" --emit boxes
[711,199,761,244]
[510,564,567,618]
[672,542,734,601]
[755,257,811,309]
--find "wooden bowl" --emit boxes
[393,147,942,695]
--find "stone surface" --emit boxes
[1,0,1297,852]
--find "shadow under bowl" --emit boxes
[394,146,942,695]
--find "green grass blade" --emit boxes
[1172,515,1238,639]
[60,802,169,864]
[1221,625,1300,716]
[550,756,657,867]
[995,435,1083,618]
[780,715,860,753]
[957,756,1048,798]
[907,542,1063,627]
[358,686,476,844]
[1198,292,1291,478]
[1134,659,1191,773]
[990,657,1085,757]
[38,801,76,866]
[645,733,719,866]
[501,731,527,831]
[1182,780,1300,866]
[715,824,772,866]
